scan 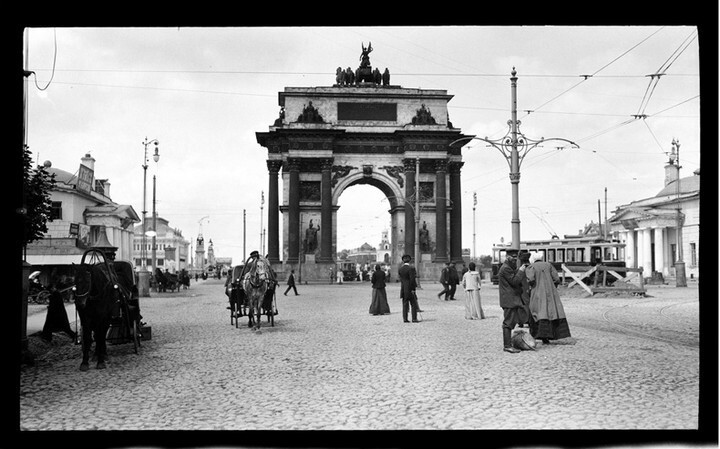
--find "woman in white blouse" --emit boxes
[461,262,485,320]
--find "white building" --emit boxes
[132,216,190,274]
[25,154,140,283]
[608,143,699,281]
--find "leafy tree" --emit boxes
[477,255,493,269]
[21,146,55,250]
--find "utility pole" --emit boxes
[450,68,578,251]
[473,192,477,261]
[243,209,246,261]
[670,138,687,287]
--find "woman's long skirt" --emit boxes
[369,288,390,315]
[464,289,485,320]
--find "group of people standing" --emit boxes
[368,254,423,322]
[499,249,571,353]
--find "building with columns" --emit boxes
[608,146,700,281]
[255,50,470,282]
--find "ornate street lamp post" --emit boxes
[146,148,160,291]
[138,138,159,297]
[451,68,578,251]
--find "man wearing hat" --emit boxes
[398,254,420,323]
[498,249,526,353]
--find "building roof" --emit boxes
[655,174,700,197]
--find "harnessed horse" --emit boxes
[241,255,275,331]
[72,251,121,370]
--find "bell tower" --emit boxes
[195,234,205,271]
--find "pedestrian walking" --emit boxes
[525,252,571,344]
[498,249,526,353]
[399,254,420,323]
[284,269,299,296]
[461,262,485,320]
[447,261,460,300]
[369,264,390,315]
[437,262,451,300]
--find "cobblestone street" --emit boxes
[18,277,705,443]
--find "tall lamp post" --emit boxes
[669,138,687,287]
[473,191,477,261]
[450,68,578,251]
[138,137,159,297]
[145,146,160,291]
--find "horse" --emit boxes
[241,256,274,332]
[72,261,120,371]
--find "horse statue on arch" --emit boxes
[241,251,276,332]
[72,249,121,371]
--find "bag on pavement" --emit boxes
[511,329,537,351]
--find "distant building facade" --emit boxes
[132,216,190,274]
[608,144,699,280]
[25,153,140,284]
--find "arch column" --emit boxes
[286,158,301,264]
[448,161,464,262]
[403,159,416,258]
[434,160,448,262]
[266,160,282,265]
[318,158,334,262]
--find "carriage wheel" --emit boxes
[131,318,141,354]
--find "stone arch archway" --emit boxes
[256,81,471,281]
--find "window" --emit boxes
[556,249,564,263]
[547,249,555,263]
[566,249,575,262]
[690,243,696,266]
[50,201,62,220]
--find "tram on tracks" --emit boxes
[490,236,626,284]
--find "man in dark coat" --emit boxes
[398,254,420,323]
[447,261,460,300]
[437,262,451,300]
[284,269,299,296]
[498,249,526,353]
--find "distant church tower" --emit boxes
[207,239,216,267]
[195,234,205,271]
[376,229,392,265]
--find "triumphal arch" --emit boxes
[256,44,471,281]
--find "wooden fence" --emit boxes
[561,264,646,296]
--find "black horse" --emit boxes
[73,260,120,371]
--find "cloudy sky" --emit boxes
[22,25,702,264]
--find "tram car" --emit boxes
[490,236,626,285]
[340,262,359,282]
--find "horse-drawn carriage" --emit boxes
[155,268,179,292]
[227,255,278,331]
[73,248,144,370]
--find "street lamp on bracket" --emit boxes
[450,67,579,251]
[138,137,159,297]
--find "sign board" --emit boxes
[69,222,79,236]
[76,164,94,194]
[337,102,397,121]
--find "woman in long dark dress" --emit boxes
[41,286,77,342]
[369,264,390,315]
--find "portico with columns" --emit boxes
[609,149,700,281]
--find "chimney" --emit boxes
[663,140,680,187]
[81,153,95,171]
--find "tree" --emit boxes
[21,146,55,254]
[477,255,493,269]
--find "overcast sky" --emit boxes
[22,25,702,264]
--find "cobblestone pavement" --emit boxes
[19,278,704,436]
